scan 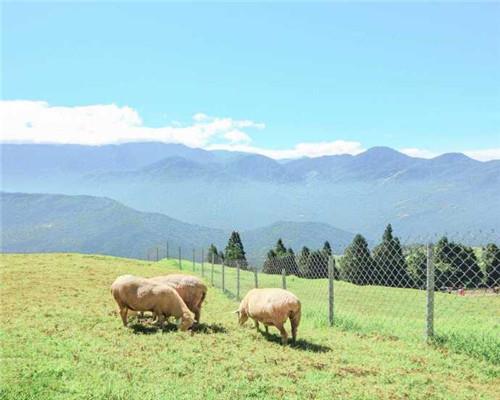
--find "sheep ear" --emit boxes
[231,309,240,315]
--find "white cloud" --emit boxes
[0,100,264,147]
[399,147,438,159]
[206,140,365,159]
[1,100,498,161]
[463,148,500,162]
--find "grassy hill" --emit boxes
[1,253,498,399]
[0,192,356,262]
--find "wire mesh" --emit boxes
[149,229,499,358]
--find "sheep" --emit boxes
[150,274,207,323]
[235,288,301,345]
[110,275,195,331]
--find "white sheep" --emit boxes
[110,275,195,331]
[235,288,301,345]
[150,274,207,323]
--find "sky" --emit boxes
[1,2,499,160]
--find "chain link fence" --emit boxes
[147,229,499,361]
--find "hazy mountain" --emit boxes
[241,221,356,263]
[0,192,355,263]
[1,143,499,238]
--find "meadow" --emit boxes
[1,253,499,400]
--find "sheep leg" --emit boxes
[276,324,288,345]
[264,324,269,334]
[254,319,260,331]
[290,318,298,344]
[119,308,128,327]
[194,309,201,324]
[156,314,165,329]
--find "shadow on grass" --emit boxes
[191,322,228,335]
[129,321,228,335]
[129,322,178,335]
[258,330,331,353]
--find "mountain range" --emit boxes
[1,142,499,239]
[0,192,356,263]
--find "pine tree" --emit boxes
[481,243,500,287]
[306,250,328,279]
[207,244,219,263]
[434,237,482,288]
[298,246,310,277]
[405,245,427,288]
[275,239,287,257]
[372,224,408,287]
[322,241,332,257]
[339,234,373,285]
[224,231,247,268]
[262,249,278,274]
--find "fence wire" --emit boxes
[147,230,499,359]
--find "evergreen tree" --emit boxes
[405,245,427,288]
[224,231,247,268]
[322,241,332,257]
[434,237,482,288]
[306,250,328,279]
[207,244,219,263]
[372,224,408,287]
[339,234,373,285]
[481,243,500,287]
[298,246,311,277]
[262,249,278,274]
[275,239,287,257]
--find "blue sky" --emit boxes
[2,2,499,159]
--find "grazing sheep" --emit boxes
[150,274,207,323]
[110,275,195,331]
[235,288,301,345]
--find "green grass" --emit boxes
[195,260,499,363]
[1,254,499,400]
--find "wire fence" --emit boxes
[146,230,499,361]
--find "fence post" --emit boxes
[328,255,335,327]
[281,268,287,290]
[236,261,241,300]
[178,247,182,270]
[426,243,435,341]
[166,241,169,259]
[222,259,225,292]
[192,248,195,271]
[254,266,258,288]
[211,254,215,286]
[201,249,204,277]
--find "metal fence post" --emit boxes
[236,261,241,300]
[201,248,205,277]
[282,268,287,290]
[211,254,215,286]
[166,241,169,259]
[328,255,335,327]
[178,247,182,270]
[426,243,435,341]
[222,259,225,292]
[254,266,258,288]
[192,248,195,271]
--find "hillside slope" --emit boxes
[0,192,355,261]
[1,253,498,399]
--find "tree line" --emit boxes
[207,226,500,289]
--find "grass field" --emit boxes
[196,260,500,363]
[1,253,499,399]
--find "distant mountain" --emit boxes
[241,221,356,263]
[1,143,499,237]
[0,192,355,263]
